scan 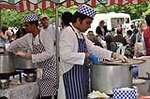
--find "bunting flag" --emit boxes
[128,0,145,4]
[15,0,27,12]
[61,0,75,8]
[0,0,147,12]
[49,1,56,9]
[86,0,99,7]
[107,0,146,5]
[0,2,16,9]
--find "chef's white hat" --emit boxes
[77,4,96,18]
[24,14,38,22]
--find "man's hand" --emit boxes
[112,52,128,63]
[15,51,32,59]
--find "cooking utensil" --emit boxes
[13,56,34,69]
[91,59,145,94]
[0,52,15,74]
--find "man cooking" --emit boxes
[7,14,58,99]
[58,4,128,99]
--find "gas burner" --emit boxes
[16,68,37,82]
[0,72,13,89]
[23,72,37,82]
[0,71,22,89]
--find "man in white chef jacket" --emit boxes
[58,4,127,99]
[7,14,58,99]
[40,14,56,45]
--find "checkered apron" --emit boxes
[63,26,90,99]
[32,36,58,97]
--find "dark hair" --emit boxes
[61,12,73,27]
[145,15,150,26]
[96,26,102,35]
[1,26,8,33]
[28,21,39,27]
[0,96,8,99]
[116,28,122,34]
[16,27,27,39]
[127,30,132,36]
[72,11,93,23]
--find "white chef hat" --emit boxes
[77,4,96,18]
[24,14,38,22]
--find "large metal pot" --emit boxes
[0,52,15,74]
[13,56,35,69]
[91,59,145,94]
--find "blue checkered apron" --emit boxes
[32,36,58,97]
[63,26,89,99]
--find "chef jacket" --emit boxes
[7,27,55,63]
[59,24,112,75]
[58,24,112,99]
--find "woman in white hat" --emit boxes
[7,14,58,99]
[58,4,127,99]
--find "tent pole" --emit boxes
[55,4,60,69]
[0,9,2,29]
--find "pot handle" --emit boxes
[129,65,139,79]
[129,65,138,71]
[129,65,134,71]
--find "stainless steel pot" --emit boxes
[0,52,15,74]
[91,59,145,94]
[13,56,35,69]
[91,63,132,94]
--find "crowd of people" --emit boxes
[87,19,147,58]
[0,4,150,99]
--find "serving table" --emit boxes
[0,80,39,99]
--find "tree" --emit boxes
[1,2,150,27]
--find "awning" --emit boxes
[0,0,102,12]
[0,0,146,12]
[107,0,146,5]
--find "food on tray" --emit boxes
[103,58,145,65]
[88,90,109,99]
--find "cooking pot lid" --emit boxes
[102,59,145,66]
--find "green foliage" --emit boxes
[1,10,35,28]
[96,3,149,20]
[1,2,150,27]
[1,10,22,27]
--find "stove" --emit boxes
[0,68,37,89]
[0,71,21,89]
[17,68,37,82]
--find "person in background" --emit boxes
[96,20,108,41]
[61,12,73,28]
[0,26,8,42]
[124,30,134,58]
[40,14,56,45]
[105,34,116,51]
[125,30,133,45]
[58,4,128,99]
[86,31,96,42]
[113,28,127,46]
[143,14,150,56]
[7,14,58,99]
[5,29,15,42]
